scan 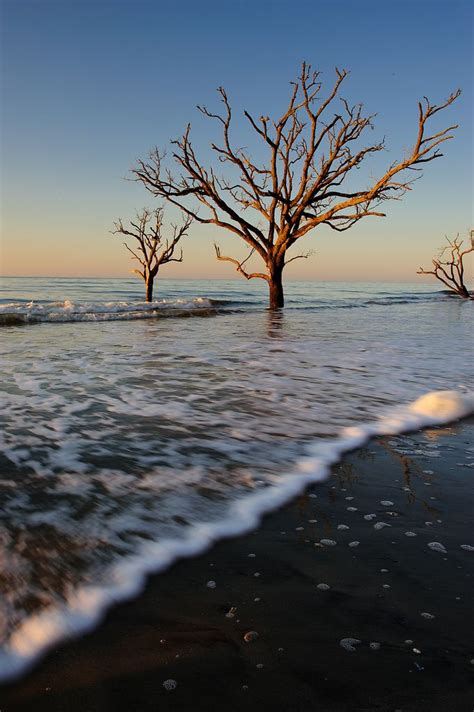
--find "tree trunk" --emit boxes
[145,275,154,302]
[268,264,284,309]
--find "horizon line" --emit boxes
[0,275,435,284]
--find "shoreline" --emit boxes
[1,419,473,711]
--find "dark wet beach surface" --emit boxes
[1,420,473,711]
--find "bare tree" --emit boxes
[112,208,192,302]
[133,63,460,308]
[417,233,473,299]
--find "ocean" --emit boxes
[0,276,472,680]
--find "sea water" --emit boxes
[0,277,472,679]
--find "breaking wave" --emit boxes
[0,298,217,325]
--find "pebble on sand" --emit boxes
[337,524,350,530]
[244,631,259,642]
[346,506,358,512]
[405,531,417,537]
[428,542,447,554]
[370,642,381,650]
[460,544,474,551]
[225,607,237,618]
[374,522,391,530]
[340,638,361,652]
[206,580,216,588]
[364,514,377,521]
[421,612,435,619]
[163,680,177,691]
[317,583,331,590]
[348,541,360,547]
[380,500,394,506]
[320,539,337,546]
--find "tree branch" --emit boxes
[214,244,269,281]
[285,249,315,266]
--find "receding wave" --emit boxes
[0,389,472,683]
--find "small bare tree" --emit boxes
[112,208,192,302]
[417,233,473,299]
[133,63,460,308]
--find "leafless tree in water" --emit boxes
[112,208,192,301]
[133,63,460,308]
[417,233,473,299]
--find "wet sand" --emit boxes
[1,420,473,711]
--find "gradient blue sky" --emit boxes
[1,0,472,280]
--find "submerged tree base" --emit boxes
[269,272,284,309]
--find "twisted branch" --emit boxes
[214,244,268,281]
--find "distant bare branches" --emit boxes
[112,208,192,301]
[417,234,473,299]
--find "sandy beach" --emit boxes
[1,419,472,712]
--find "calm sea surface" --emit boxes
[0,277,472,678]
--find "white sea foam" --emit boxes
[0,388,472,682]
[0,280,472,681]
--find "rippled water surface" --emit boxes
[0,277,472,677]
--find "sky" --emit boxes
[1,0,472,282]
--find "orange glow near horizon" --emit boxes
[2,217,473,284]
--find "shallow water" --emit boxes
[0,277,472,678]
